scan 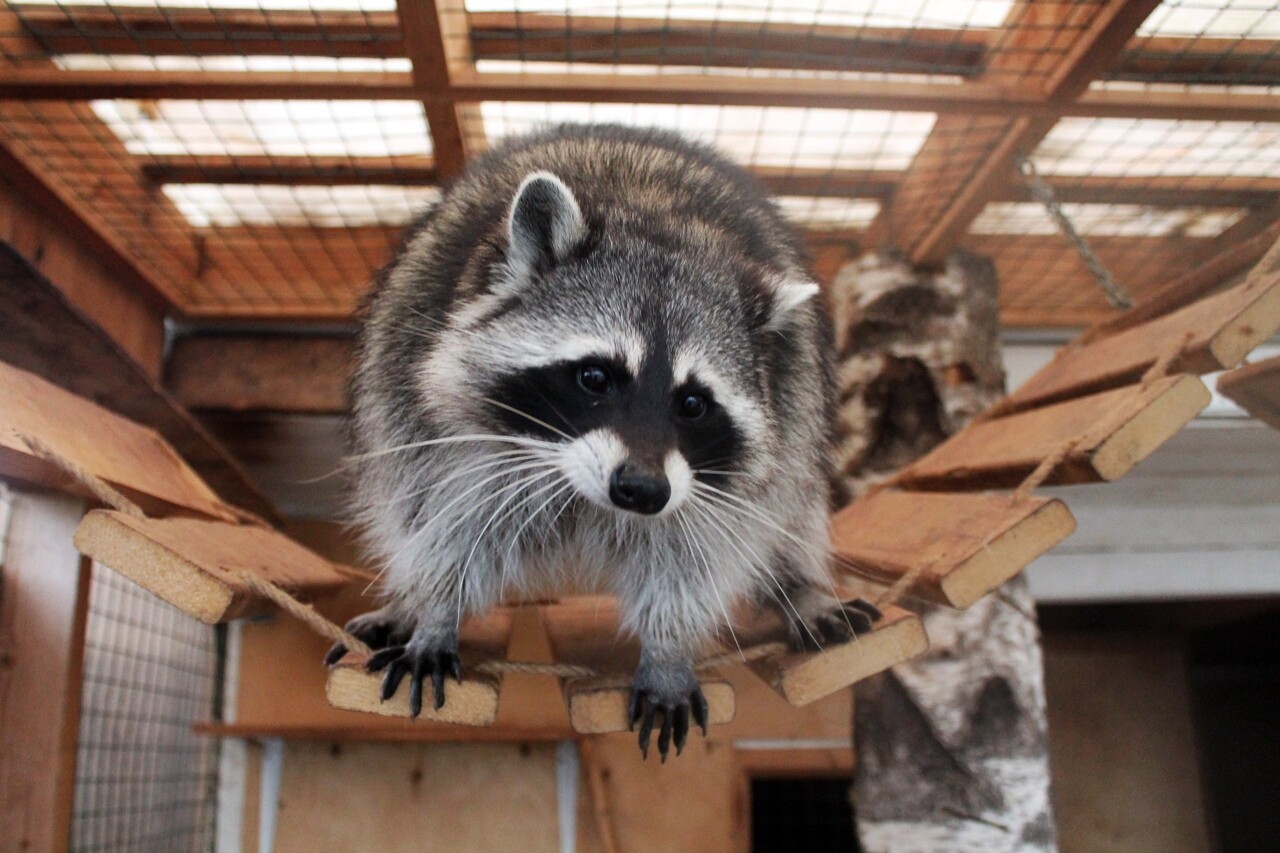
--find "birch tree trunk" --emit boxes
[830,250,1056,852]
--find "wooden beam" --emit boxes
[167,334,355,414]
[883,0,1165,266]
[746,605,927,706]
[832,491,1076,608]
[21,7,1278,84]
[0,490,90,853]
[1003,270,1280,412]
[74,509,351,623]
[326,657,503,726]
[1217,355,1280,431]
[0,244,279,519]
[897,374,1211,491]
[397,0,475,181]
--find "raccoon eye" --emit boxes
[678,392,709,420]
[576,363,612,395]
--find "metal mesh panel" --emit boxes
[70,565,222,853]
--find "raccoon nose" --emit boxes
[609,464,670,515]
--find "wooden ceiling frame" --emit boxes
[877,0,1168,267]
[2,1,1279,329]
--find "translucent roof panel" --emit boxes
[1032,119,1280,178]
[479,103,936,171]
[775,197,880,230]
[464,1,1014,29]
[11,1,395,9]
[57,56,410,73]
[92,99,432,158]
[1138,0,1280,38]
[971,202,1246,239]
[163,184,439,228]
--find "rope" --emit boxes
[233,569,374,657]
[21,434,147,519]
[1012,436,1082,503]
[874,556,939,609]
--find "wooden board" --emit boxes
[73,509,350,623]
[565,676,736,735]
[0,491,89,853]
[537,596,738,735]
[0,359,240,520]
[832,491,1077,608]
[1218,355,1280,432]
[326,658,502,727]
[897,375,1211,491]
[747,605,928,707]
[1004,270,1280,412]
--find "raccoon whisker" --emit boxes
[685,497,824,653]
[492,475,573,591]
[364,449,548,509]
[502,479,575,564]
[480,398,575,442]
[384,458,560,569]
[691,469,751,478]
[692,488,856,644]
[456,467,563,629]
[691,482,830,565]
[673,508,744,661]
[423,459,562,549]
[347,433,558,462]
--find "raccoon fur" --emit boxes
[335,124,879,758]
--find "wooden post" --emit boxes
[832,251,1057,850]
[0,488,90,852]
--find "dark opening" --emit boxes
[751,776,860,852]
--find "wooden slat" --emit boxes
[885,0,1164,266]
[746,605,928,707]
[0,242,278,518]
[73,509,350,624]
[21,7,1277,84]
[0,491,90,853]
[166,334,354,414]
[1218,355,1280,432]
[832,491,1076,608]
[897,374,1211,491]
[326,658,502,726]
[1005,270,1280,412]
[397,0,474,181]
[0,360,239,520]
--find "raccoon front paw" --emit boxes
[786,598,882,652]
[627,661,709,761]
[365,643,463,718]
[323,609,412,666]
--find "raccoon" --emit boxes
[332,124,879,759]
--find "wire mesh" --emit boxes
[1108,0,1280,92]
[3,0,402,70]
[455,1,1101,85]
[70,564,222,853]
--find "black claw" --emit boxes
[637,701,656,759]
[324,643,348,667]
[367,645,402,673]
[673,705,689,756]
[431,665,447,711]
[657,707,674,762]
[628,689,644,730]
[690,690,709,736]
[408,656,428,719]
[848,598,882,624]
[449,655,464,683]
[380,658,409,702]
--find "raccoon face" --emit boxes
[423,171,818,518]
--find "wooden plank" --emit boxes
[397,0,474,180]
[326,658,502,726]
[1218,355,1280,432]
[1004,270,1280,412]
[897,374,1211,491]
[832,491,1076,608]
[565,676,736,736]
[0,360,241,520]
[746,605,928,707]
[0,490,89,853]
[0,243,278,518]
[166,334,354,414]
[73,509,350,624]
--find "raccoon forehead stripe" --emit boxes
[672,350,767,443]
[498,331,645,374]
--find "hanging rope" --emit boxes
[1016,154,1134,310]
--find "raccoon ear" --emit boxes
[505,171,585,283]
[765,274,820,330]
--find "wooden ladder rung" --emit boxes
[325,656,503,727]
[832,491,1076,608]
